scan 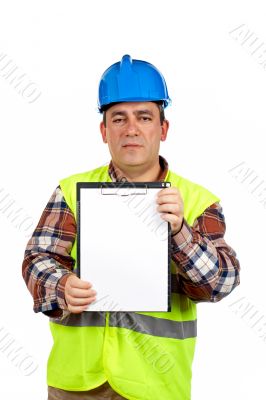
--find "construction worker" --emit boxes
[22,54,240,400]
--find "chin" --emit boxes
[122,156,144,165]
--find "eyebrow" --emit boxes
[110,109,154,118]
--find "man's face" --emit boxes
[100,102,169,171]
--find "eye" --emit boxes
[113,118,124,123]
[141,116,152,121]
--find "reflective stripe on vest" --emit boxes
[109,312,197,340]
[55,311,106,327]
[55,311,196,340]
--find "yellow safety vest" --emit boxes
[47,164,219,400]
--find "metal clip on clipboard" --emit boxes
[101,186,148,196]
[100,182,170,196]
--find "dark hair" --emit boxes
[102,101,165,127]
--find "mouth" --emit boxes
[122,144,142,148]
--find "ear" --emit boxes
[160,120,169,142]
[100,121,107,143]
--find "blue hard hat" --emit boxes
[98,54,171,113]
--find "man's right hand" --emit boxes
[65,274,97,313]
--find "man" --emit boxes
[22,54,240,400]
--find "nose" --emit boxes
[126,118,139,136]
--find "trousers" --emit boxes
[47,381,127,399]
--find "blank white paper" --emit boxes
[79,185,169,312]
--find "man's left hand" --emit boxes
[156,187,184,236]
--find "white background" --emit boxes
[0,1,266,399]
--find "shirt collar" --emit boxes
[108,155,169,182]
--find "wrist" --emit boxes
[171,218,184,237]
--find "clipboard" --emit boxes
[77,181,171,312]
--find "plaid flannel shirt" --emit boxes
[22,155,240,318]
